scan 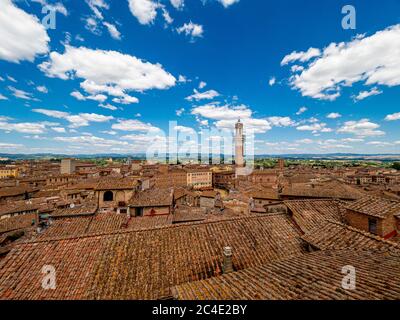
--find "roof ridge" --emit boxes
[324,219,400,248]
[19,213,289,245]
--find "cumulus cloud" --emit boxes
[267,116,295,127]
[281,48,321,66]
[385,112,400,121]
[269,77,276,86]
[218,0,240,8]
[39,46,175,103]
[0,119,47,134]
[337,119,385,137]
[8,86,36,101]
[33,108,114,128]
[284,25,400,101]
[0,0,50,63]
[191,103,251,120]
[170,0,184,9]
[296,122,332,133]
[128,0,159,25]
[103,22,122,40]
[353,87,382,101]
[71,91,108,103]
[32,0,68,16]
[176,108,185,116]
[36,86,48,94]
[177,22,204,39]
[111,119,160,132]
[296,106,307,115]
[185,89,220,101]
[326,112,342,119]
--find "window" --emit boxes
[103,191,114,202]
[368,218,378,235]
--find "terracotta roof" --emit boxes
[129,188,173,207]
[95,178,138,190]
[172,249,400,300]
[0,213,38,235]
[0,214,306,299]
[281,181,365,200]
[0,202,40,217]
[285,199,345,234]
[344,196,400,219]
[250,189,280,200]
[0,186,39,198]
[301,220,400,251]
[50,203,98,218]
[173,207,206,223]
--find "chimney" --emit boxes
[222,246,233,274]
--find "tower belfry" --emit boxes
[235,119,245,167]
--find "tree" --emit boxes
[392,162,400,170]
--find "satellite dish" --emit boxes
[70,203,75,209]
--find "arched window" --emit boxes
[103,191,114,202]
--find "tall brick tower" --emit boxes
[235,119,245,167]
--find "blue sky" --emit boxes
[0,0,400,155]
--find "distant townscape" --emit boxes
[0,121,399,300]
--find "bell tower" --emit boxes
[235,119,245,167]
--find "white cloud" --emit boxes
[112,119,160,132]
[0,0,49,63]
[85,0,108,19]
[51,127,66,133]
[71,91,108,103]
[296,106,307,115]
[8,86,36,100]
[32,0,68,16]
[176,108,185,116]
[338,119,385,137]
[199,81,207,89]
[177,22,204,39]
[178,75,188,83]
[269,77,276,86]
[366,141,391,146]
[353,87,382,101]
[99,103,118,111]
[84,17,101,35]
[267,116,295,127]
[218,0,240,8]
[36,86,48,93]
[33,108,114,128]
[296,122,332,133]
[216,118,271,134]
[285,25,400,101]
[385,112,400,121]
[327,112,341,119]
[39,46,175,102]
[185,89,220,101]
[191,103,251,120]
[112,94,139,104]
[0,94,7,100]
[0,120,47,134]
[174,125,196,134]
[54,135,129,148]
[103,22,122,40]
[170,0,184,9]
[128,0,159,25]
[281,48,321,66]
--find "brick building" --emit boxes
[344,196,400,239]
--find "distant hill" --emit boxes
[0,153,400,161]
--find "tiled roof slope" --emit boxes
[172,249,400,300]
[0,213,38,234]
[285,199,345,234]
[0,214,306,300]
[301,220,400,251]
[281,181,365,200]
[344,196,400,218]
